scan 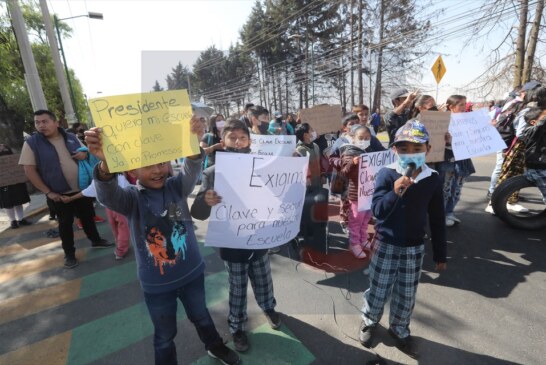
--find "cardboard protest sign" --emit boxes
[250,135,297,156]
[88,90,198,172]
[419,111,451,163]
[205,153,308,249]
[358,150,398,211]
[0,154,27,187]
[299,104,342,135]
[449,109,506,160]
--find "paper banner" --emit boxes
[419,111,451,163]
[299,104,342,135]
[250,134,297,156]
[0,154,27,187]
[205,153,308,249]
[88,90,198,172]
[449,109,507,160]
[358,150,398,211]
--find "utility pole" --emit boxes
[8,0,48,111]
[39,0,76,125]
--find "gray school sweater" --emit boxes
[94,156,205,294]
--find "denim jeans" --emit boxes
[525,168,546,204]
[489,151,505,194]
[143,273,222,365]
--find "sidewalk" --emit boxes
[0,193,49,230]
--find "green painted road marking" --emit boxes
[79,261,136,298]
[68,271,229,365]
[192,323,315,365]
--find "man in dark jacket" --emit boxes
[19,110,112,269]
[385,88,418,145]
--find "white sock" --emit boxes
[15,205,24,221]
[5,208,16,221]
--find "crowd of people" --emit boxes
[4,80,545,365]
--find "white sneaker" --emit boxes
[445,217,455,227]
[485,204,495,214]
[506,203,530,213]
[448,214,461,223]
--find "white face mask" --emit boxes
[355,139,371,150]
[215,120,225,132]
[310,131,317,141]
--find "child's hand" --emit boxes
[435,262,447,271]
[190,115,205,141]
[60,195,72,204]
[84,128,106,162]
[204,190,222,206]
[72,151,87,161]
[394,176,413,196]
[353,156,360,165]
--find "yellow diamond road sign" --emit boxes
[431,55,446,84]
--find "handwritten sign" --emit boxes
[420,111,451,163]
[205,153,308,249]
[1,154,27,187]
[250,135,297,156]
[299,104,342,135]
[358,150,398,211]
[88,90,198,172]
[449,109,506,160]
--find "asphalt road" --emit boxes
[0,154,545,365]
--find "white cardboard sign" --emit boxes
[205,153,308,249]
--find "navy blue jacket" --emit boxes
[372,166,447,263]
[26,128,81,193]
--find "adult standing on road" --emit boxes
[385,88,418,145]
[19,110,113,269]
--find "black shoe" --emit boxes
[10,220,19,229]
[207,341,240,365]
[91,239,115,248]
[359,321,376,348]
[388,329,419,359]
[265,309,282,329]
[64,256,79,269]
[232,330,249,352]
[18,219,32,226]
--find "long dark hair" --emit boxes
[295,122,311,142]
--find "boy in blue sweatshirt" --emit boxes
[359,120,447,359]
[85,118,240,365]
[191,119,281,353]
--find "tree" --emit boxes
[0,1,87,147]
[152,80,164,92]
[463,0,545,97]
[165,61,191,90]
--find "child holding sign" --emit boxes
[340,125,385,258]
[359,120,447,359]
[85,118,240,365]
[191,119,281,353]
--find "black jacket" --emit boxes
[520,117,546,169]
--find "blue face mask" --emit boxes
[397,152,426,170]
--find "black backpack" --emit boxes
[496,101,523,146]
[523,119,546,168]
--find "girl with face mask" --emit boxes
[437,95,476,226]
[295,123,322,189]
[340,125,385,258]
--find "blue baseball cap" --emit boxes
[394,120,429,144]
